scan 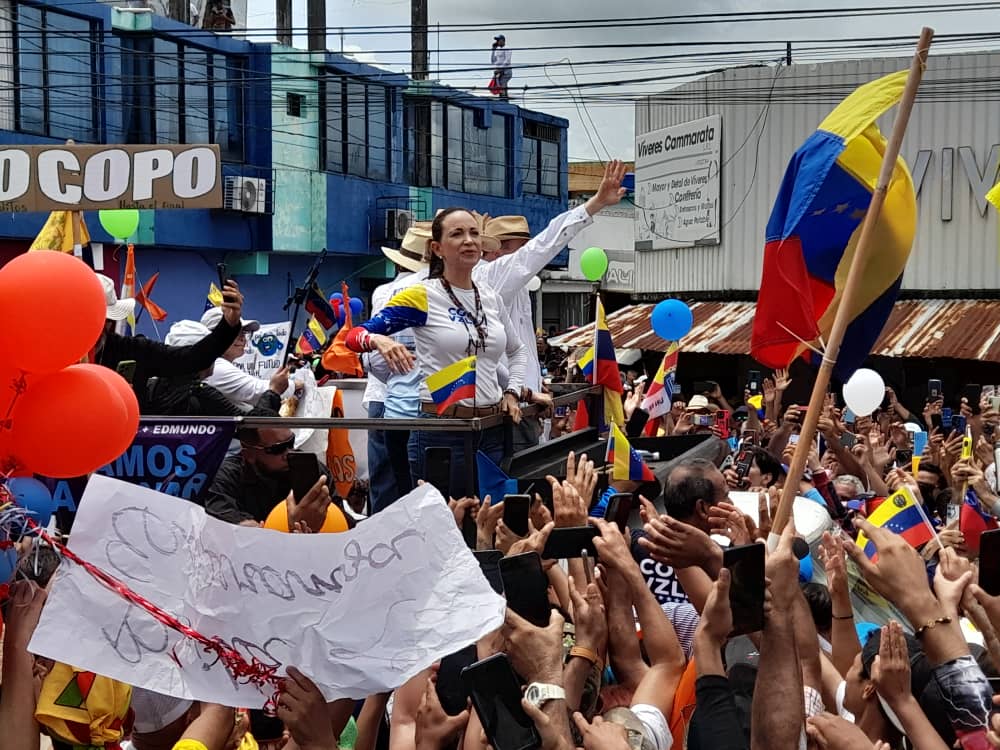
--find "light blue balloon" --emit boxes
[651,299,693,340]
[5,478,53,529]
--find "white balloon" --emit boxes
[527,276,542,292]
[842,368,885,417]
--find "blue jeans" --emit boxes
[367,402,414,514]
[408,413,506,498]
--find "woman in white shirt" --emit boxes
[346,208,527,496]
[491,34,512,100]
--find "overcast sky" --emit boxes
[245,1,998,161]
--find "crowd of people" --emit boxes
[7,157,1000,750]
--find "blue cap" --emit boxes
[856,621,880,645]
[494,34,505,40]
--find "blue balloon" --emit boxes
[331,292,344,302]
[349,297,364,316]
[651,299,693,341]
[6,478,53,529]
[798,554,813,583]
[0,545,15,585]
[337,308,347,326]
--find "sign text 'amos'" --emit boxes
[0,144,223,212]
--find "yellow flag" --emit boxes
[29,211,90,253]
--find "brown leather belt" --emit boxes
[421,402,501,418]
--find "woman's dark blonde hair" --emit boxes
[425,207,473,279]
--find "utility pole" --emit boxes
[276,0,292,46]
[411,0,428,80]
[307,0,326,50]
[168,0,189,24]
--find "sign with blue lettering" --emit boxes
[45,418,236,521]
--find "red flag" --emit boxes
[960,491,998,554]
[135,272,167,322]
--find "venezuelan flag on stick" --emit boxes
[295,317,327,355]
[606,422,655,483]
[641,343,678,421]
[855,486,935,561]
[305,284,337,329]
[750,70,917,382]
[594,298,624,428]
[426,356,477,414]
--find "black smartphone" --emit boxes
[931,413,943,431]
[840,432,857,449]
[217,262,235,303]
[116,359,137,384]
[436,644,477,717]
[985,422,996,440]
[499,552,551,627]
[693,380,715,396]
[734,449,753,483]
[928,379,943,400]
[896,449,913,467]
[542,526,599,560]
[287,451,320,502]
[462,654,541,750]
[747,369,761,396]
[473,550,504,595]
[603,493,633,532]
[965,384,983,415]
[503,494,532,538]
[723,543,766,636]
[979,529,1000,596]
[424,446,452,500]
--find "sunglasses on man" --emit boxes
[246,437,295,455]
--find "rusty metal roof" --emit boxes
[547,300,1000,362]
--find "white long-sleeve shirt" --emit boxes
[473,204,593,392]
[360,278,527,407]
[204,357,292,411]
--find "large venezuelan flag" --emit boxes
[606,423,655,482]
[855,486,934,561]
[751,71,917,382]
[594,298,624,427]
[426,355,477,413]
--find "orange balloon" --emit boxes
[12,364,130,477]
[0,252,106,374]
[74,364,140,458]
[263,498,349,533]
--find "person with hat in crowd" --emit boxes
[90,274,246,413]
[478,160,629,450]
[363,222,432,513]
[491,34,512,99]
[198,306,293,412]
[673,395,720,436]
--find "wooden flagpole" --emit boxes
[770,27,935,543]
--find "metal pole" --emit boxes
[307,0,326,51]
[276,0,291,45]
[411,0,428,80]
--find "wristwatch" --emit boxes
[524,682,566,709]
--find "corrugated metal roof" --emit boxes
[547,300,1000,362]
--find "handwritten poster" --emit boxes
[30,478,505,707]
[235,321,291,381]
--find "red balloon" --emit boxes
[73,364,140,458]
[0,361,30,475]
[11,364,131,477]
[0,252,106,374]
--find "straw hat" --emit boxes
[484,215,531,240]
[381,221,432,273]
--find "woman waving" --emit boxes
[346,208,527,495]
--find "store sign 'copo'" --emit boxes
[0,144,222,212]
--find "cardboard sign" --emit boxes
[234,321,291,381]
[30,479,505,706]
[0,144,222,212]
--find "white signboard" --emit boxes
[634,114,721,250]
[235,321,291,381]
[30,477,505,707]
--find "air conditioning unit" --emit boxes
[224,176,267,214]
[385,208,413,240]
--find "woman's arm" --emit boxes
[346,285,429,351]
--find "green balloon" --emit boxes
[98,209,140,240]
[580,246,609,281]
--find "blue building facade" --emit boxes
[0,0,569,334]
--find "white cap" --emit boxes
[200,305,260,333]
[165,320,211,347]
[130,687,193,734]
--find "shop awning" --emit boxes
[547,299,1000,362]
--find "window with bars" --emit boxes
[522,119,563,197]
[321,73,391,181]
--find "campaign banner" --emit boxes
[46,418,236,516]
[235,321,291,380]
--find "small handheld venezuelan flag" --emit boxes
[426,356,477,415]
[577,346,595,378]
[855,486,935,561]
[606,422,655,483]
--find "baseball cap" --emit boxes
[200,306,260,333]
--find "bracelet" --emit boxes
[915,616,952,639]
[832,613,854,620]
[358,331,373,351]
[569,646,599,666]
[504,388,521,401]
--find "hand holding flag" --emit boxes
[606,422,655,483]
